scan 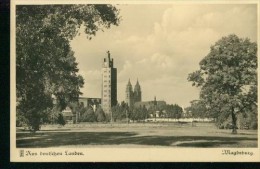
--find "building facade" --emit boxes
[101,51,117,114]
[79,97,101,111]
[134,96,166,110]
[125,79,142,107]
[58,97,102,124]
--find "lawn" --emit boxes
[16,122,258,148]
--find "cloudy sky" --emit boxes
[70,4,257,107]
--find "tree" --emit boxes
[172,104,183,119]
[81,107,96,122]
[111,102,131,122]
[129,107,139,122]
[16,5,120,131]
[121,101,130,123]
[148,106,156,120]
[76,102,86,123]
[68,102,79,123]
[140,105,149,121]
[95,106,106,122]
[185,100,207,119]
[188,34,257,134]
[165,104,183,120]
[57,113,66,126]
[128,106,148,122]
[111,104,123,122]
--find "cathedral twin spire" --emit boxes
[125,79,142,107]
[126,79,141,92]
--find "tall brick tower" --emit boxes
[101,51,117,115]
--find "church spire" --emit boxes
[133,79,141,102]
[134,78,141,92]
[125,78,133,107]
[127,78,131,85]
[126,78,133,92]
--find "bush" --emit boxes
[57,113,66,126]
[238,113,258,130]
[218,124,224,129]
[81,107,96,122]
[225,123,238,129]
[16,112,28,127]
[250,121,258,130]
[95,107,106,122]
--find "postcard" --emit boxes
[11,0,260,162]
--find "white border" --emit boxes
[10,0,260,162]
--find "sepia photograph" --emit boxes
[11,0,259,162]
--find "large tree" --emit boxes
[111,101,133,122]
[164,104,183,119]
[16,5,120,131]
[185,100,207,119]
[81,107,96,122]
[188,34,257,134]
[95,106,106,122]
[111,104,124,122]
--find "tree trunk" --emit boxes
[231,111,237,134]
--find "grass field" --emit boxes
[16,122,258,148]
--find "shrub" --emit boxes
[57,113,66,126]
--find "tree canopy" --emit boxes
[16,5,120,131]
[188,34,257,133]
[165,104,183,119]
[57,113,66,126]
[95,106,106,122]
[81,107,96,122]
[185,100,207,118]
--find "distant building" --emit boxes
[124,79,167,118]
[101,51,117,114]
[135,96,167,118]
[134,96,166,110]
[125,79,142,107]
[62,107,74,124]
[125,80,167,110]
[79,97,101,110]
[54,97,101,124]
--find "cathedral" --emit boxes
[125,79,142,107]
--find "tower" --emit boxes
[125,79,142,107]
[134,79,142,102]
[154,96,157,106]
[101,51,117,114]
[125,79,134,107]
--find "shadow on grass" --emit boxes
[16,131,257,148]
[17,129,72,132]
[176,141,238,147]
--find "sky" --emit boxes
[70,4,257,108]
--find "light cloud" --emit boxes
[70,4,257,107]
